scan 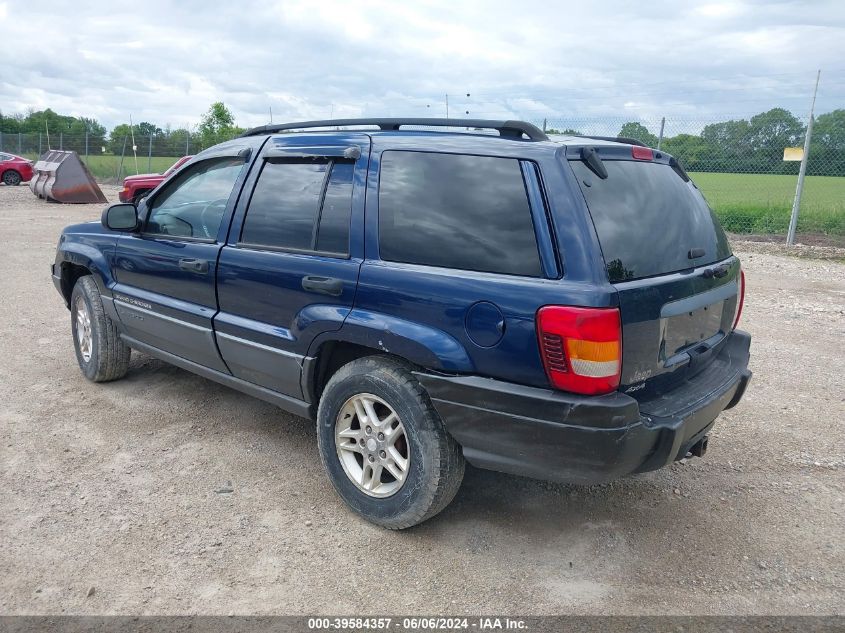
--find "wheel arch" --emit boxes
[304,340,393,405]
[303,313,475,404]
[56,244,113,307]
[60,262,93,306]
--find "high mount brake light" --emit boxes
[631,146,654,160]
[536,306,622,395]
[733,269,746,329]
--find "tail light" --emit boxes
[733,268,746,329]
[536,306,622,395]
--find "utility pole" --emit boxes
[787,69,821,246]
[129,115,139,175]
[657,117,666,150]
[445,94,449,119]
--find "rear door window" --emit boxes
[239,159,353,256]
[570,159,731,282]
[378,151,541,277]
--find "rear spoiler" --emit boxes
[573,135,648,147]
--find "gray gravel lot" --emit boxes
[0,183,843,615]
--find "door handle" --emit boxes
[301,275,344,297]
[179,258,208,273]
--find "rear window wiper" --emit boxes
[580,146,608,179]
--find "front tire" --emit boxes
[2,170,21,186]
[70,276,131,382]
[317,356,465,529]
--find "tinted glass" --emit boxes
[378,151,541,276]
[146,157,243,239]
[315,162,354,254]
[241,161,328,251]
[570,160,731,282]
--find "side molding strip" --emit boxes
[216,331,304,360]
[121,335,315,420]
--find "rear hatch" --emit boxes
[568,145,741,401]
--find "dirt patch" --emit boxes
[728,236,845,262]
[0,184,842,615]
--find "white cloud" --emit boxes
[0,0,842,131]
[694,3,746,18]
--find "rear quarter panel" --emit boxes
[351,135,616,388]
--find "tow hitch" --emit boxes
[690,435,709,458]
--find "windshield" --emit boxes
[570,159,731,283]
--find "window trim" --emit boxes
[235,241,350,260]
[521,161,560,279]
[235,157,354,260]
[376,149,548,279]
[138,233,216,245]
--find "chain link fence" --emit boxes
[0,130,222,182]
[540,115,844,246]
[2,115,843,245]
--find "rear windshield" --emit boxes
[570,159,731,283]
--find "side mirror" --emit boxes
[102,203,138,231]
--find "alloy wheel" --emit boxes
[334,393,410,498]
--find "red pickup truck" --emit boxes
[118,155,193,203]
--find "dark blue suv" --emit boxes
[52,118,751,529]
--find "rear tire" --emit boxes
[2,170,21,186]
[316,356,465,529]
[70,276,131,382]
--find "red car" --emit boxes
[0,152,34,186]
[119,155,193,203]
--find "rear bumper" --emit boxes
[415,330,751,484]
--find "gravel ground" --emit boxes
[0,183,843,615]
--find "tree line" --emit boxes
[548,108,845,177]
[2,104,844,176]
[0,102,243,156]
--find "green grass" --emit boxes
[690,172,845,236]
[22,153,182,181]
[21,153,845,236]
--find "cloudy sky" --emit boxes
[0,0,843,131]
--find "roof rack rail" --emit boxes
[571,134,648,147]
[240,118,550,141]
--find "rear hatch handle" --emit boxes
[702,263,730,279]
